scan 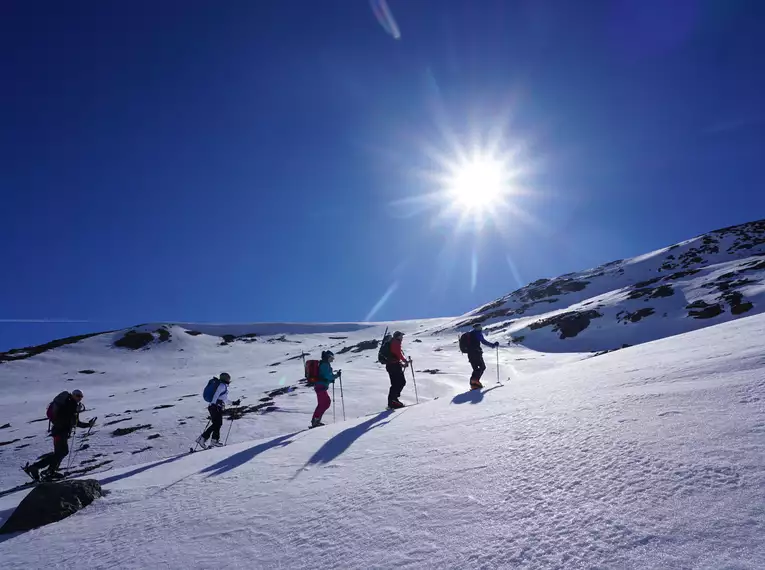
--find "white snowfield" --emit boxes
[1,313,763,569]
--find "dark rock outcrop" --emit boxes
[529,310,603,339]
[0,480,102,534]
[114,331,154,350]
[337,339,379,354]
[112,424,152,437]
[0,331,106,364]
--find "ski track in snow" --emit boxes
[0,314,763,569]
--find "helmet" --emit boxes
[219,372,231,383]
[393,331,404,339]
[71,389,84,399]
[322,350,335,360]
[472,323,483,330]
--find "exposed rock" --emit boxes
[721,291,754,315]
[0,331,105,364]
[617,308,656,323]
[147,434,161,440]
[337,339,379,355]
[131,446,153,454]
[628,284,674,300]
[0,480,103,534]
[687,301,723,319]
[112,424,152,437]
[78,369,97,375]
[185,330,202,336]
[153,404,174,410]
[0,423,10,430]
[104,417,132,427]
[529,310,602,339]
[114,331,154,350]
[0,439,20,447]
[156,328,171,342]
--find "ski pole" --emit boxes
[224,418,234,446]
[408,358,419,404]
[65,427,78,473]
[496,345,502,386]
[85,416,97,437]
[194,419,211,451]
[333,382,336,423]
[339,371,345,421]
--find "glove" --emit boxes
[402,360,409,369]
[494,342,500,348]
[335,370,342,378]
[232,399,241,406]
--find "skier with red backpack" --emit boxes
[459,323,499,390]
[307,350,340,428]
[379,331,409,409]
[23,389,95,481]
[196,372,240,449]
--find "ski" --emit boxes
[0,480,37,499]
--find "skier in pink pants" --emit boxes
[311,350,340,428]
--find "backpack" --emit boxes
[459,331,472,353]
[377,338,392,364]
[305,360,321,384]
[46,391,70,423]
[203,378,221,403]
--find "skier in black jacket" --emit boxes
[24,389,95,481]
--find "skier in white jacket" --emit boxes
[196,373,239,448]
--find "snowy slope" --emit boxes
[1,219,764,492]
[452,219,765,352]
[1,313,763,569]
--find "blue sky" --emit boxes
[1,0,764,351]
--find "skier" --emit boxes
[196,372,240,448]
[384,331,409,409]
[465,323,499,390]
[23,389,95,482]
[311,350,340,428]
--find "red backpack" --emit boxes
[305,360,321,384]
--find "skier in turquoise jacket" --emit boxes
[312,350,340,428]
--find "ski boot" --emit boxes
[195,435,209,449]
[209,439,224,448]
[387,400,405,410]
[22,463,40,482]
[310,418,325,429]
[42,470,65,482]
[470,380,483,391]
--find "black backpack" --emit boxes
[377,338,392,364]
[458,331,472,353]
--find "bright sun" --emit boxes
[448,157,507,212]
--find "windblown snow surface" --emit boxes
[1,313,764,569]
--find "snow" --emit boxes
[1,313,764,569]
[1,220,764,567]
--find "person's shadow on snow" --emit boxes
[451,385,501,405]
[292,411,395,479]
[201,432,298,477]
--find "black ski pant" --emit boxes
[202,405,223,441]
[386,362,407,404]
[31,435,69,473]
[468,351,486,382]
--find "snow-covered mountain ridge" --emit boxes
[452,218,765,351]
